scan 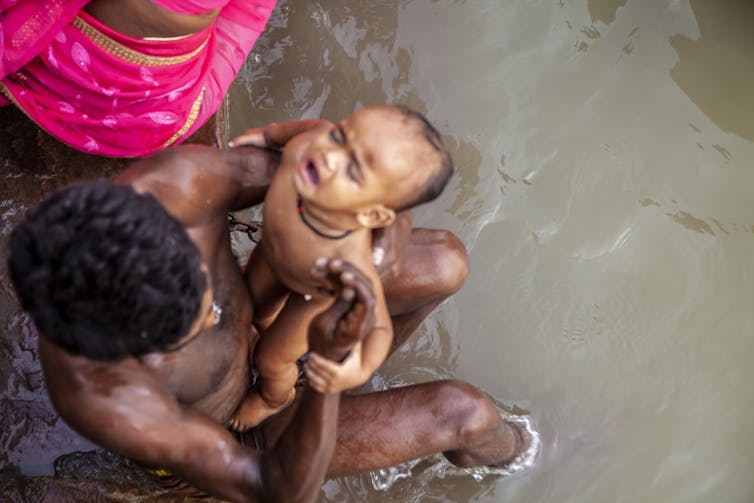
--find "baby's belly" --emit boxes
[263,237,342,297]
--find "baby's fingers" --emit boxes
[304,365,328,393]
[307,353,340,379]
[305,353,341,393]
[229,127,267,148]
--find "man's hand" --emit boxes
[306,259,375,362]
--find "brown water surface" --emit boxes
[2,1,753,502]
[228,1,754,502]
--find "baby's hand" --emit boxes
[229,120,331,150]
[229,126,270,149]
[304,342,367,394]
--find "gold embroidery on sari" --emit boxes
[163,86,205,148]
[71,16,209,67]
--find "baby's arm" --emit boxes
[304,264,393,394]
[230,120,332,150]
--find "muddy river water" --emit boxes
[2,1,753,502]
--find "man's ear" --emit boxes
[356,205,396,229]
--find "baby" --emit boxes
[230,105,454,429]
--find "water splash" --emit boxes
[367,409,540,492]
[435,415,541,481]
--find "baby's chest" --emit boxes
[263,231,347,295]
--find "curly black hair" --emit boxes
[8,181,207,361]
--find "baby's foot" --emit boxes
[227,388,296,432]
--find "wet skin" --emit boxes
[37,144,523,502]
[234,107,441,428]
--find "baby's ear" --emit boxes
[356,205,396,229]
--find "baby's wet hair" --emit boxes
[8,181,207,360]
[392,105,454,212]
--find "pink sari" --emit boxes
[0,0,276,157]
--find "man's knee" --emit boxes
[429,380,516,468]
[430,230,469,298]
[430,380,499,442]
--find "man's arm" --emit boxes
[304,260,393,394]
[39,261,375,503]
[40,344,268,502]
[264,260,376,500]
[114,144,279,225]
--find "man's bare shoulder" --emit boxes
[36,338,266,500]
[116,145,220,182]
[36,337,187,459]
[116,145,278,223]
[38,336,168,416]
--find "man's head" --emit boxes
[8,181,211,361]
[287,105,454,229]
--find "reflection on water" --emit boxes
[2,1,754,502]
[670,0,754,142]
[237,0,418,124]
[230,1,754,502]
[587,0,627,25]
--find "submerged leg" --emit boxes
[264,380,533,478]
[329,380,533,477]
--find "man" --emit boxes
[8,144,534,502]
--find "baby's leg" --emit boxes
[245,244,290,331]
[227,372,298,431]
[229,294,330,430]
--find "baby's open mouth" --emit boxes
[306,160,320,185]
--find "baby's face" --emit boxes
[283,106,433,215]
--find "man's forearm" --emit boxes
[228,147,280,210]
[258,387,340,503]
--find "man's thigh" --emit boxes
[263,380,498,478]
